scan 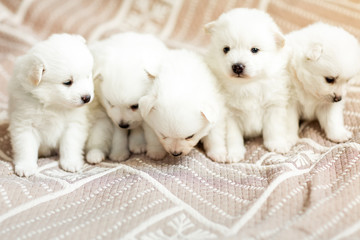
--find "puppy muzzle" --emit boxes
[119,121,130,129]
[231,63,246,77]
[171,151,183,157]
[333,94,342,103]
[81,95,92,104]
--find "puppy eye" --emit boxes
[325,77,335,84]
[251,48,259,54]
[223,46,230,54]
[185,134,194,140]
[160,133,167,140]
[107,100,114,108]
[63,80,73,86]
[130,104,139,110]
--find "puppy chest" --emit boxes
[36,117,66,147]
[239,112,263,137]
[230,101,264,137]
[299,101,317,121]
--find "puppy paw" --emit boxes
[146,146,167,160]
[264,139,292,154]
[129,143,147,154]
[327,129,352,143]
[86,149,105,164]
[226,146,246,163]
[14,162,38,177]
[206,149,227,163]
[288,135,299,148]
[60,158,84,173]
[109,149,130,162]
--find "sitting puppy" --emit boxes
[286,22,360,142]
[205,8,294,161]
[86,32,168,163]
[139,49,227,162]
[8,34,94,177]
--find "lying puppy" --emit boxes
[286,22,360,142]
[86,32,167,163]
[8,34,94,177]
[205,8,294,161]
[139,49,227,162]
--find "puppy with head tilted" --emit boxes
[286,22,360,142]
[86,32,167,163]
[139,49,227,162]
[205,8,295,162]
[8,34,94,177]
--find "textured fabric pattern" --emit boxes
[1,0,360,239]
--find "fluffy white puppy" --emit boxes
[286,22,360,142]
[86,32,168,163]
[205,8,294,161]
[139,49,227,162]
[8,34,94,177]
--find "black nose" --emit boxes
[81,95,91,103]
[333,95,342,102]
[119,122,129,129]
[171,151,182,157]
[232,63,245,75]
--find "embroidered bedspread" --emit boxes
[0,1,360,239]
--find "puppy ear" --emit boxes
[143,52,163,80]
[93,72,103,82]
[201,105,217,124]
[21,54,45,86]
[306,43,323,61]
[144,58,162,81]
[274,31,285,49]
[92,61,104,82]
[139,95,156,117]
[204,21,216,34]
[144,70,156,81]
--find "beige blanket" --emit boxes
[1,0,360,239]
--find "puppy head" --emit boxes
[90,32,167,129]
[205,8,285,81]
[95,56,153,129]
[140,48,220,157]
[23,34,94,108]
[293,23,360,103]
[140,94,216,156]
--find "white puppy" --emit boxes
[139,49,227,162]
[8,34,94,177]
[286,22,360,142]
[86,32,168,163]
[205,8,294,161]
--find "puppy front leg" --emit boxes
[59,123,87,172]
[203,122,227,163]
[86,116,113,164]
[129,126,146,154]
[316,103,352,142]
[143,122,166,160]
[286,103,300,145]
[226,117,246,163]
[109,126,130,162]
[11,129,40,177]
[263,105,294,153]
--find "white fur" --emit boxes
[205,8,295,161]
[8,33,94,177]
[139,49,228,162]
[86,32,168,163]
[286,22,360,142]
